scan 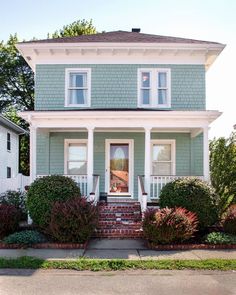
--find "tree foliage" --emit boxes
[210,133,236,212]
[49,19,96,38]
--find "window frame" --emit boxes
[138,68,171,108]
[64,139,88,175]
[7,132,11,151]
[7,166,11,178]
[65,68,91,107]
[151,139,176,176]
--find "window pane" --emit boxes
[141,72,150,87]
[69,72,87,88]
[152,162,171,175]
[158,89,167,105]
[141,89,150,105]
[68,144,87,161]
[69,89,87,105]
[158,72,167,88]
[153,144,171,161]
[68,162,87,174]
[7,167,11,178]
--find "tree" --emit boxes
[49,19,96,38]
[210,133,236,213]
[0,34,34,112]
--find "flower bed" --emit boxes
[147,242,236,250]
[0,241,88,249]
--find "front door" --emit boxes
[106,140,133,196]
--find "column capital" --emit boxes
[144,126,152,132]
[87,126,95,132]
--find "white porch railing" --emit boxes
[89,175,100,204]
[0,174,30,194]
[150,175,204,200]
[138,175,147,212]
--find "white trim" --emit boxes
[138,68,171,108]
[151,139,176,175]
[64,139,88,174]
[65,68,91,107]
[30,126,37,182]
[203,127,210,181]
[105,139,134,197]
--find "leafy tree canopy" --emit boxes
[210,132,236,213]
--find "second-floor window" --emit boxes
[65,69,91,107]
[7,132,11,151]
[138,68,171,108]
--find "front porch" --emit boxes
[23,110,219,210]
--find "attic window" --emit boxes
[65,68,91,107]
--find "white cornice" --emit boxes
[19,110,221,129]
[16,42,225,72]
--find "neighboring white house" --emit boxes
[0,114,29,193]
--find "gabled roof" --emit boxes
[18,30,222,45]
[0,114,27,134]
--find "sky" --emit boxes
[1,0,235,139]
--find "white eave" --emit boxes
[19,110,222,130]
[16,42,225,72]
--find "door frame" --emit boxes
[105,139,134,197]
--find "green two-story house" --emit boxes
[17,29,224,211]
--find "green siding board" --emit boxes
[191,133,203,176]
[35,64,205,111]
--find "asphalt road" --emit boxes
[1,269,236,295]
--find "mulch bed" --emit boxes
[0,241,88,250]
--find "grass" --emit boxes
[0,257,236,271]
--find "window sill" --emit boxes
[64,104,91,108]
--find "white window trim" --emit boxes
[64,139,88,175]
[105,139,134,197]
[151,139,176,175]
[65,68,91,107]
[138,68,171,108]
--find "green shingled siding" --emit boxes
[35,64,205,110]
[36,131,204,198]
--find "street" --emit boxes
[1,269,236,295]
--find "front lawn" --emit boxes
[1,257,236,271]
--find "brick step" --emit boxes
[98,220,142,226]
[99,212,141,218]
[94,228,143,238]
[97,224,142,230]
[99,207,141,213]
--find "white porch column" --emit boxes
[29,125,37,183]
[203,126,210,181]
[87,127,94,195]
[144,127,152,198]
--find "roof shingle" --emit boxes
[19,30,222,45]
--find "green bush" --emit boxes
[3,230,47,245]
[222,207,236,235]
[142,207,198,245]
[49,197,98,243]
[159,177,218,229]
[27,175,81,229]
[0,190,27,220]
[204,232,236,245]
[0,204,20,239]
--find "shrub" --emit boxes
[159,177,218,229]
[49,197,98,243]
[204,232,236,245]
[222,207,236,235]
[3,230,47,246]
[27,175,81,229]
[142,207,198,245]
[0,204,20,239]
[0,190,27,220]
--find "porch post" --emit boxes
[144,127,151,198]
[203,126,210,181]
[30,125,37,183]
[87,127,94,196]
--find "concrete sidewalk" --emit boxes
[1,239,236,260]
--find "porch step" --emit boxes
[94,202,143,238]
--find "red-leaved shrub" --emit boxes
[49,197,98,243]
[143,207,199,244]
[0,204,20,239]
[223,207,236,235]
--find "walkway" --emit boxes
[1,239,236,260]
